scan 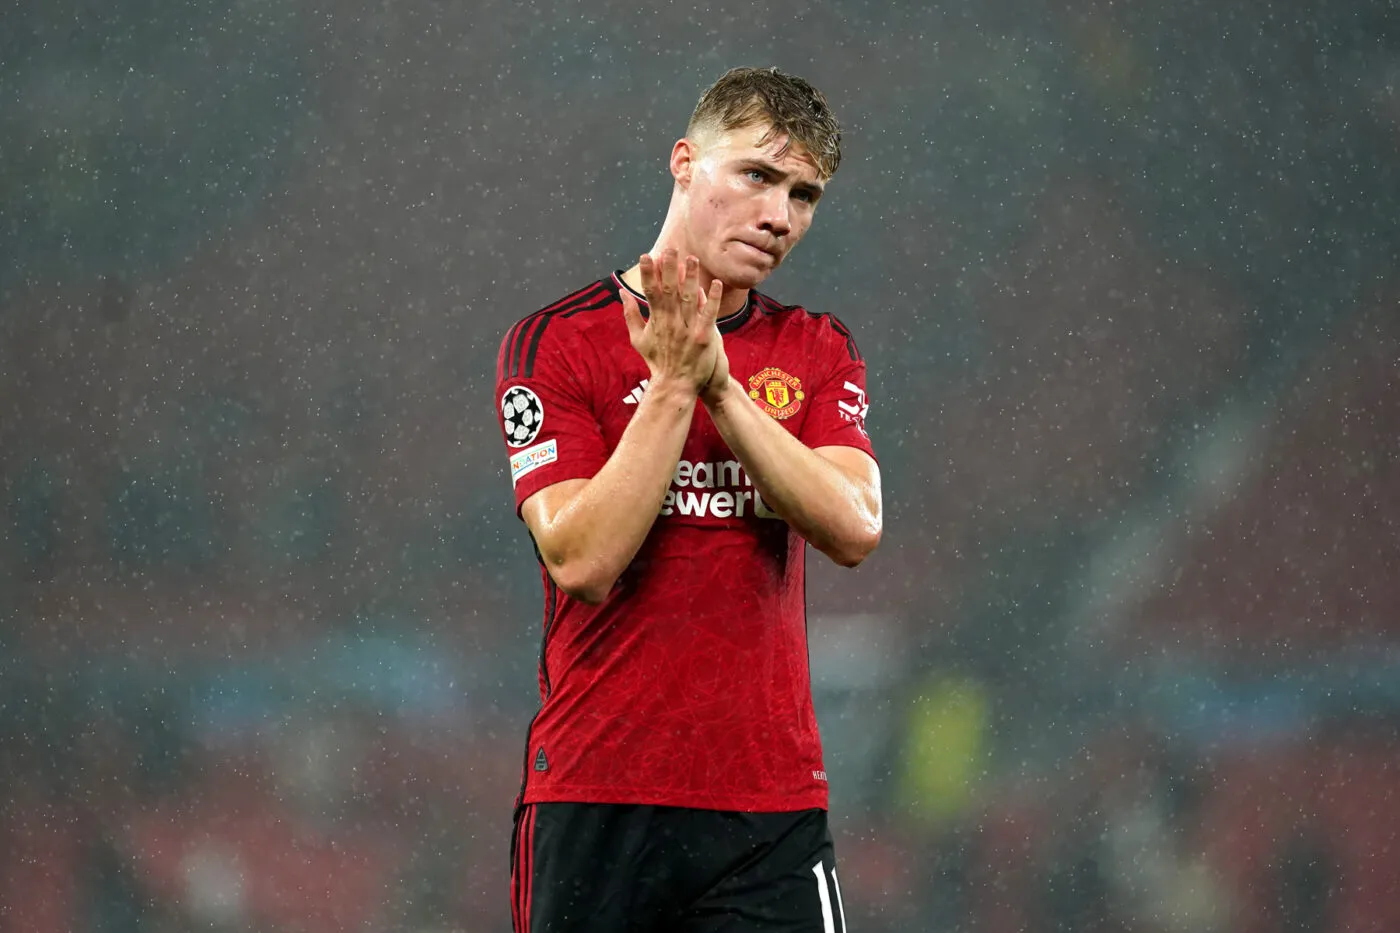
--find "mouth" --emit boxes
[737,241,778,261]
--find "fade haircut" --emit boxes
[686,66,843,181]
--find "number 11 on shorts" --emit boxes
[812,861,847,933]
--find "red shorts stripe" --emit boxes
[512,804,536,933]
[522,804,536,932]
[510,821,518,932]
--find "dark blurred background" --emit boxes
[2,0,1398,930]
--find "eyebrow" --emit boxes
[736,158,825,201]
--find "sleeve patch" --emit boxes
[836,381,870,437]
[501,385,545,447]
[510,438,558,485]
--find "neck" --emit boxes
[620,242,751,322]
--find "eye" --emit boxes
[792,189,814,204]
[745,169,767,184]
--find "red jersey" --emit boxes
[494,272,875,812]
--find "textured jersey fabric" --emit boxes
[494,271,875,812]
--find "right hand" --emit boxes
[620,249,725,394]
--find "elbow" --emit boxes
[821,482,883,568]
[546,559,618,605]
[825,522,883,569]
[561,581,614,606]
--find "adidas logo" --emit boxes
[622,379,650,405]
[534,747,549,772]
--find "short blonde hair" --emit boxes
[686,66,843,181]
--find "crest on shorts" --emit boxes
[747,367,804,420]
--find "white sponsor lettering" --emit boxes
[837,381,870,437]
[659,460,780,519]
[509,438,558,485]
[837,381,868,420]
[691,460,713,488]
[672,459,753,489]
[673,490,710,516]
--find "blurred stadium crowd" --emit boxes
[2,0,1398,930]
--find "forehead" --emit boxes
[708,122,822,179]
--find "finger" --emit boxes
[677,256,700,326]
[659,247,679,298]
[619,289,645,344]
[680,256,699,300]
[699,278,724,327]
[637,253,656,298]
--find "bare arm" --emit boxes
[702,375,882,567]
[522,250,725,603]
[521,379,695,604]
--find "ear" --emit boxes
[670,138,698,189]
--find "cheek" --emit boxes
[695,196,732,235]
[703,179,745,215]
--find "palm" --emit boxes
[619,250,725,393]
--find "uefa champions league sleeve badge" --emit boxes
[501,385,545,447]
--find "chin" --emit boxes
[725,272,767,291]
[721,259,777,291]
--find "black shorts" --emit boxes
[510,802,847,933]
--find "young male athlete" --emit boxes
[495,66,882,932]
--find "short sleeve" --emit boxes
[797,316,877,460]
[495,319,609,515]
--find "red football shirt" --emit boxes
[494,272,875,812]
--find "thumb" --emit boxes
[699,278,724,327]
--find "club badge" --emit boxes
[747,367,804,420]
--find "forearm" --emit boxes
[536,380,695,599]
[703,376,880,566]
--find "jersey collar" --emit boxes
[610,271,756,335]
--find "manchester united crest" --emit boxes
[747,367,805,420]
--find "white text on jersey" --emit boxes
[659,459,782,520]
[837,381,870,437]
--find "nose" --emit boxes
[757,188,792,239]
